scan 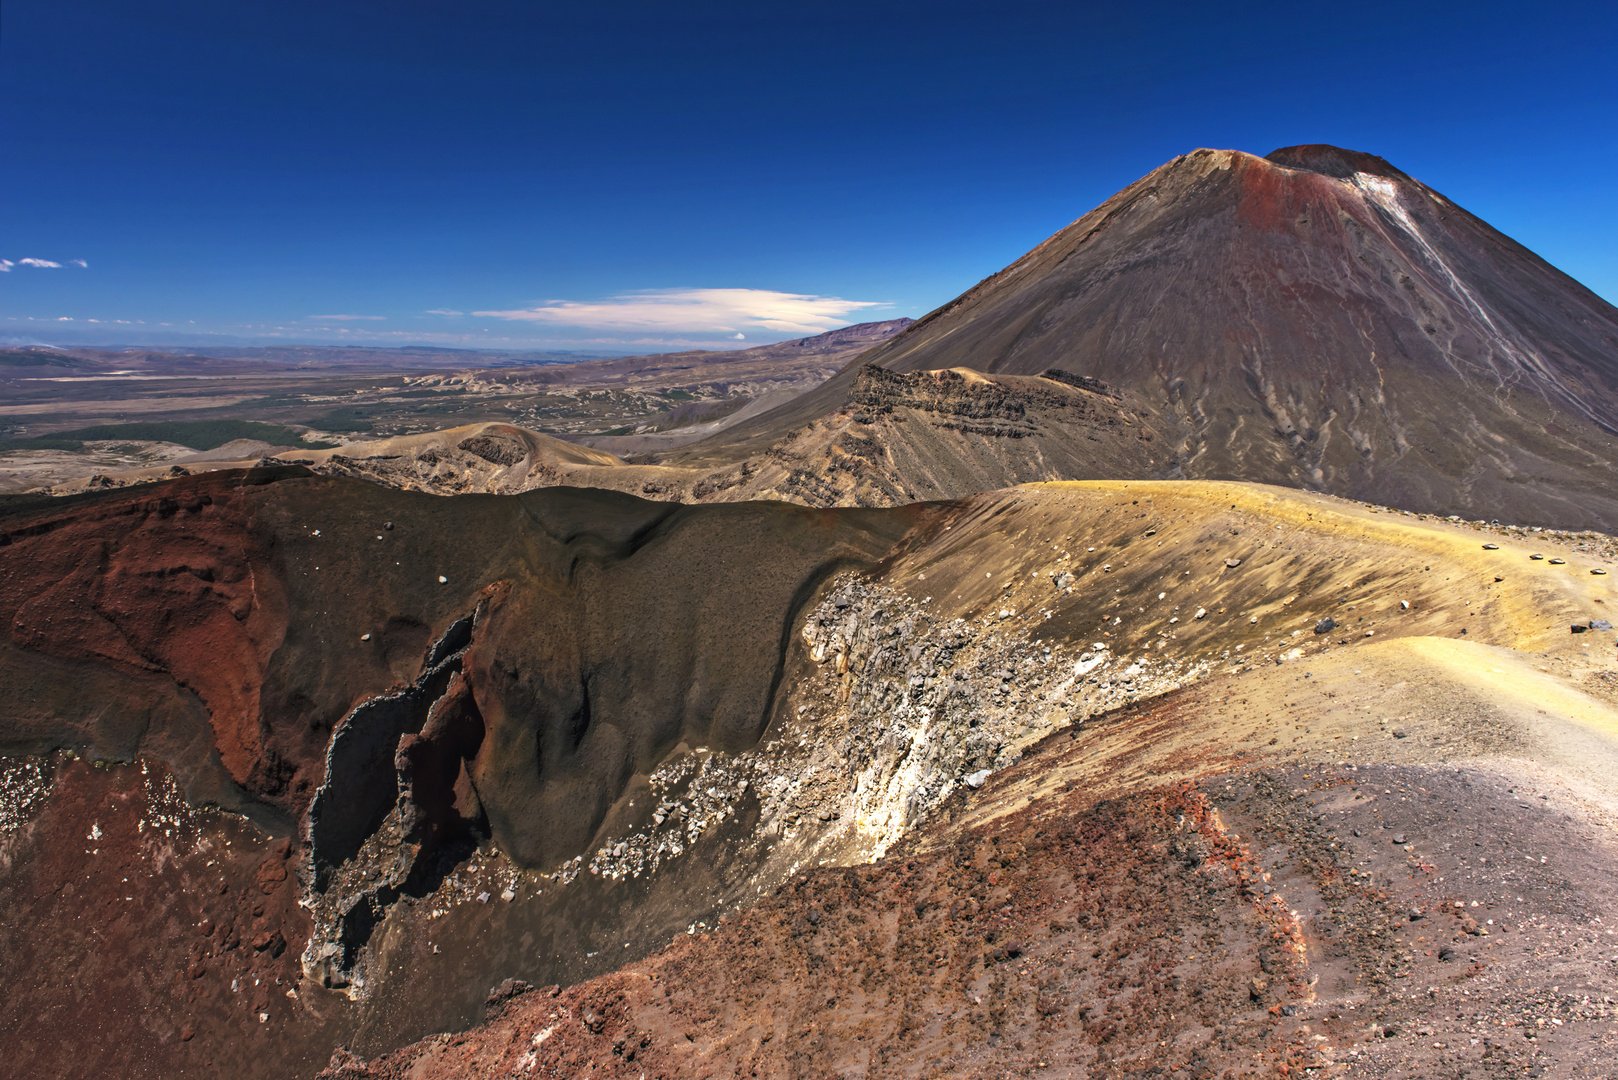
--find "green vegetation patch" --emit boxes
[1,420,339,452]
[0,350,77,368]
[306,407,380,433]
[0,436,86,452]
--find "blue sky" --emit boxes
[3,1,1617,351]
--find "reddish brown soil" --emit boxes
[318,782,1328,1080]
[310,693,1618,1080]
[0,472,293,805]
[0,755,343,1080]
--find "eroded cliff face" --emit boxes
[0,468,922,1011]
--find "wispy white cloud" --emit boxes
[474,288,887,336]
[309,314,386,321]
[2,257,86,270]
[424,308,463,316]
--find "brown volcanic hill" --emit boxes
[674,145,1618,527]
[38,422,636,498]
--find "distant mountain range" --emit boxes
[0,343,624,375]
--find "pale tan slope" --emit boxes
[953,635,1618,837]
[299,424,621,468]
[33,422,693,499]
[877,479,1613,659]
[843,476,1618,839]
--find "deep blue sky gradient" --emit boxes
[4,1,1617,349]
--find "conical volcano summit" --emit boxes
[663,145,1618,526]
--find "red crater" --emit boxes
[2,473,293,806]
[1232,150,1359,235]
[1265,143,1407,179]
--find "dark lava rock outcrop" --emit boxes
[0,468,917,1029]
[0,467,906,852]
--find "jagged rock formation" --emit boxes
[850,366,1121,434]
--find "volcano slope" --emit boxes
[646,144,1618,528]
[3,469,1618,1078]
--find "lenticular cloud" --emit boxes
[474,287,886,336]
[6,257,86,269]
